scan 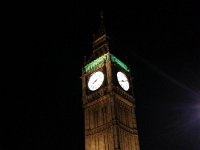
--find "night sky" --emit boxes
[2,1,200,150]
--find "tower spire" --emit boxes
[90,11,109,60]
[99,10,106,34]
[93,10,106,40]
[100,10,104,22]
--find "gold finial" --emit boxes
[98,10,105,35]
[100,11,104,23]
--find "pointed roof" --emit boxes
[93,11,106,41]
[86,11,110,63]
[98,11,106,35]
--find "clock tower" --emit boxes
[81,13,140,150]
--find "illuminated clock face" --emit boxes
[88,71,104,91]
[117,71,129,91]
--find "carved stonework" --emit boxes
[86,87,109,104]
[113,86,135,104]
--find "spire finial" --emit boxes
[100,10,104,23]
[91,11,109,57]
[97,10,106,35]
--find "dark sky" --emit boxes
[2,1,200,150]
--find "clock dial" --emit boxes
[117,71,129,91]
[88,71,104,91]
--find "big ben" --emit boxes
[81,13,140,150]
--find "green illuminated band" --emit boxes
[83,53,108,73]
[110,54,130,72]
[83,53,129,73]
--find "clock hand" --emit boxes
[120,80,127,82]
[93,79,97,84]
